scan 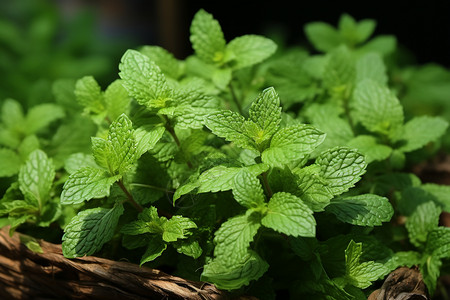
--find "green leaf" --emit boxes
[422,255,442,296]
[262,124,325,167]
[226,35,277,69]
[355,52,387,85]
[214,214,261,264]
[134,126,165,158]
[347,135,392,163]
[406,202,441,247]
[304,22,342,52]
[351,79,404,137]
[395,116,448,153]
[62,204,124,258]
[140,45,183,79]
[232,169,265,209]
[190,9,226,64]
[120,207,164,235]
[1,98,24,130]
[345,240,388,289]
[74,76,104,113]
[60,167,121,205]
[316,147,366,195]
[0,200,38,216]
[204,110,255,151]
[326,194,393,226]
[119,49,172,108]
[358,35,397,56]
[162,216,197,242]
[24,103,65,135]
[104,79,130,120]
[262,192,316,237]
[294,165,334,212]
[322,46,355,98]
[384,251,422,271]
[425,227,450,259]
[201,250,269,291]
[173,238,203,259]
[0,148,21,177]
[140,236,167,265]
[248,87,282,144]
[196,164,269,194]
[64,153,98,174]
[19,150,54,208]
[421,183,450,212]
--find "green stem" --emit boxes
[162,115,193,169]
[228,82,243,115]
[261,171,273,199]
[117,180,143,213]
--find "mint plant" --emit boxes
[1,9,450,299]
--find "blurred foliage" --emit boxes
[0,0,133,106]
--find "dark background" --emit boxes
[82,0,450,68]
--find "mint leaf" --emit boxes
[140,45,183,79]
[347,135,392,163]
[226,35,277,69]
[425,227,450,259]
[322,46,355,97]
[64,153,98,174]
[0,148,21,177]
[232,169,265,209]
[174,238,202,259]
[316,147,366,195]
[248,87,282,144]
[304,22,342,52]
[422,254,442,296]
[201,250,269,291]
[161,216,197,242]
[62,204,124,258]
[395,116,448,153]
[120,206,164,235]
[61,167,121,205]
[326,194,393,226]
[345,240,388,289]
[213,214,261,264]
[104,79,130,121]
[190,9,226,64]
[74,76,104,113]
[406,201,441,247]
[262,192,316,237]
[1,98,24,130]
[352,79,404,137]
[355,52,387,84]
[19,150,54,209]
[204,110,255,151]
[140,237,167,265]
[262,124,325,167]
[24,103,65,135]
[421,183,450,212]
[119,49,172,108]
[134,126,165,158]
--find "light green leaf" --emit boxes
[74,76,104,113]
[304,22,342,52]
[197,163,269,194]
[351,79,404,137]
[162,216,197,242]
[425,227,450,259]
[322,46,355,98]
[119,49,172,108]
[406,201,441,247]
[190,9,226,64]
[316,147,366,195]
[140,45,183,79]
[345,240,388,289]
[17,135,40,161]
[104,79,130,120]
[232,169,265,209]
[262,192,316,237]
[214,214,261,264]
[62,204,124,258]
[421,183,450,212]
[248,87,282,144]
[358,35,397,56]
[61,167,121,205]
[355,52,387,84]
[0,148,21,177]
[384,251,422,271]
[395,116,448,153]
[134,126,165,158]
[1,98,24,130]
[226,35,277,69]
[120,207,164,235]
[64,153,98,174]
[204,110,256,151]
[24,103,65,135]
[326,194,393,226]
[422,255,442,296]
[212,67,232,89]
[201,250,269,291]
[0,200,39,216]
[140,236,167,265]
[19,150,55,208]
[347,135,392,163]
[262,124,325,167]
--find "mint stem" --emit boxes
[162,115,193,169]
[261,171,273,199]
[228,82,243,115]
[117,180,143,213]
